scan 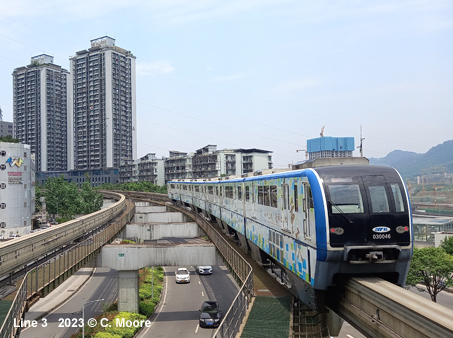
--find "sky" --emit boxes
[0,0,452,168]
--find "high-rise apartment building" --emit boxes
[68,36,137,170]
[12,54,68,171]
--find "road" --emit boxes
[137,265,239,338]
[20,268,117,338]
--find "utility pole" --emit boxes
[357,125,365,157]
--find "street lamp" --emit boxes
[82,297,104,338]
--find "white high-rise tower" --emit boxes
[69,36,137,170]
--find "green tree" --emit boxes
[44,175,78,218]
[0,135,20,143]
[440,236,453,256]
[406,247,453,302]
[97,181,167,194]
[79,173,103,214]
[42,175,103,220]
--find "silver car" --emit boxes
[175,268,191,283]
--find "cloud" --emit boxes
[136,61,175,76]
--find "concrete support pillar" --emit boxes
[118,270,139,313]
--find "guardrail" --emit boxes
[0,196,135,338]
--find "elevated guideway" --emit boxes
[98,201,218,312]
[123,191,453,338]
[327,277,453,338]
[0,191,127,280]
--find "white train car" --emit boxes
[168,165,412,310]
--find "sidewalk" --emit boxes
[25,268,94,322]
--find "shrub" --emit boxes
[139,299,156,317]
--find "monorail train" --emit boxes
[167,164,413,310]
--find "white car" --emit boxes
[197,266,213,275]
[175,268,191,283]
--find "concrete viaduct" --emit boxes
[98,202,217,312]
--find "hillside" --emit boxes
[369,140,453,180]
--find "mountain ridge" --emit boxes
[368,140,453,180]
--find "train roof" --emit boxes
[168,164,401,185]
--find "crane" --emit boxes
[320,126,325,137]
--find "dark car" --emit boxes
[199,301,221,328]
[197,265,213,275]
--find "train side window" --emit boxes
[238,186,242,200]
[245,186,250,202]
[391,184,405,212]
[282,184,289,210]
[183,185,187,191]
[264,186,270,206]
[294,184,299,212]
[195,186,200,192]
[369,186,390,213]
[258,186,264,205]
[225,186,232,198]
[270,185,277,208]
[307,185,313,209]
[208,186,213,195]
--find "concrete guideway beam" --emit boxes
[327,277,453,338]
[133,212,185,223]
[124,222,199,241]
[100,244,217,312]
[99,244,217,271]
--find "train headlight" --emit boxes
[330,227,344,235]
[396,226,409,234]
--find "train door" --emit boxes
[303,183,314,240]
[241,182,246,218]
[282,183,290,231]
[251,182,256,219]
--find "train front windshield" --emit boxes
[318,168,411,248]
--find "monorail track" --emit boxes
[327,277,453,338]
[0,191,126,279]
